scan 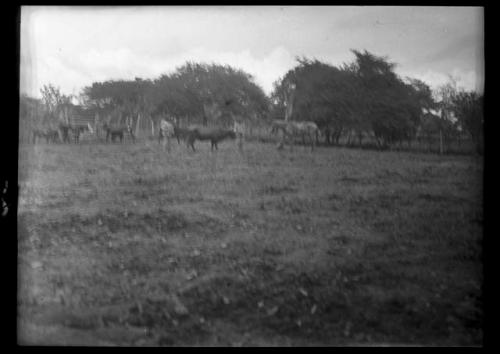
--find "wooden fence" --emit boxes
[18,115,480,155]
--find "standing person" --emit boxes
[159,117,175,152]
[233,120,245,151]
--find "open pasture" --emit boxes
[17,139,483,346]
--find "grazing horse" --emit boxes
[186,127,237,151]
[32,128,59,144]
[58,123,72,143]
[46,129,60,143]
[233,121,245,151]
[173,126,197,144]
[270,120,319,151]
[159,119,176,152]
[70,125,90,144]
[103,123,135,143]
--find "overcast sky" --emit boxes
[20,6,484,100]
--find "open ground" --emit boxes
[17,139,483,346]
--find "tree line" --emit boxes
[20,49,483,153]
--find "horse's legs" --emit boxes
[238,135,243,151]
[162,136,170,152]
[187,137,196,152]
[277,131,285,150]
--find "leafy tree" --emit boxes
[40,84,73,124]
[81,78,154,131]
[271,58,357,145]
[434,78,483,153]
[81,62,270,133]
[167,62,270,126]
[350,50,418,148]
[452,91,483,153]
[270,51,436,148]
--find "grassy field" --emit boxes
[17,138,483,346]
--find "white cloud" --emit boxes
[20,6,484,99]
[398,67,481,94]
[22,44,297,98]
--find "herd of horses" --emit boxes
[32,122,135,144]
[32,123,91,144]
[31,118,320,152]
[156,119,320,152]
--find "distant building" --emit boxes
[68,106,97,127]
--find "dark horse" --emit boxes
[58,123,89,143]
[70,125,90,143]
[173,126,197,144]
[32,128,59,144]
[103,123,135,143]
[186,127,236,151]
[58,123,72,143]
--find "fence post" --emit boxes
[135,113,141,138]
[439,129,444,155]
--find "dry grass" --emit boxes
[17,138,483,346]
